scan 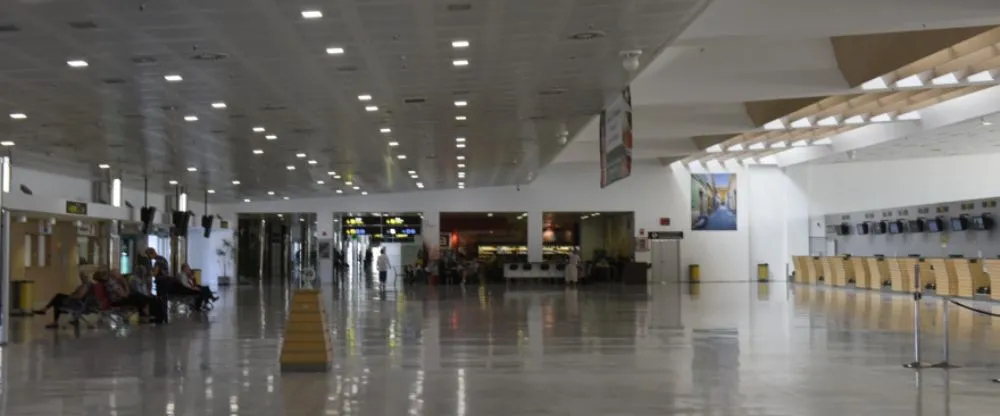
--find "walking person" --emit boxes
[565,249,581,285]
[376,248,393,286]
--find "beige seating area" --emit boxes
[793,255,994,300]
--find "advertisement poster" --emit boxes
[691,173,738,231]
[600,87,633,188]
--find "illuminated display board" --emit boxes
[342,215,422,241]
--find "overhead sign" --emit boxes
[599,87,633,188]
[342,214,422,242]
[66,201,88,215]
[647,231,684,240]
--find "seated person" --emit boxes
[156,264,211,310]
[102,269,152,320]
[35,271,94,328]
[178,263,217,305]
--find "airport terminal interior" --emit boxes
[6,0,1000,414]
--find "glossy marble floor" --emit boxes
[3,275,1000,415]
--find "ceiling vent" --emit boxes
[538,88,567,96]
[102,78,127,85]
[131,55,157,65]
[260,104,287,111]
[446,3,472,11]
[68,21,98,30]
[403,97,426,104]
[567,30,606,41]
[336,65,358,72]
[0,24,20,32]
[293,128,315,134]
[191,52,228,61]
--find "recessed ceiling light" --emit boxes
[410,174,419,179]
[98,164,110,169]
[452,40,470,48]
[365,105,379,112]
[184,115,198,122]
[207,189,216,194]
[416,182,424,188]
[455,115,467,121]
[458,182,466,187]
[345,181,353,186]
[301,10,323,19]
[232,180,241,185]
[296,153,307,158]
[265,134,277,140]
[187,166,197,172]
[336,189,343,194]
[458,185,465,189]
[252,126,265,132]
[164,74,183,82]
[457,163,466,168]
[283,196,290,200]
[456,143,466,148]
[0,141,14,147]
[407,170,416,174]
[388,141,399,147]
[453,59,469,67]
[211,102,227,109]
[252,149,264,155]
[454,100,468,107]
[326,47,345,55]
[455,137,466,143]
[456,155,465,160]
[358,94,372,101]
[67,60,88,68]
[9,113,26,120]
[333,174,341,179]
[458,172,466,178]
[397,154,407,160]
[316,180,325,184]
[380,127,392,133]
[328,171,337,176]
[308,160,318,165]
[286,165,296,171]
[267,191,275,196]
[361,191,368,195]
[168,180,178,185]
[243,198,251,203]
[353,186,360,190]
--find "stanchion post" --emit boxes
[931,297,959,369]
[904,263,928,369]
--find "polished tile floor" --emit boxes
[3,275,1000,415]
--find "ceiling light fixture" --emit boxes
[283,196,290,200]
[164,74,183,82]
[211,102,227,109]
[982,117,993,126]
[931,72,960,86]
[860,76,888,90]
[265,134,277,140]
[286,165,296,171]
[407,170,416,175]
[184,115,198,122]
[345,181,353,186]
[388,141,399,147]
[454,100,468,107]
[252,149,264,155]
[455,137,466,143]
[380,127,391,133]
[67,60,89,68]
[763,119,785,130]
[361,191,368,195]
[9,113,26,120]
[243,198,251,203]
[187,166,197,172]
[457,163,466,168]
[895,74,924,88]
[353,186,360,190]
[98,163,110,169]
[416,182,424,188]
[336,189,343,194]
[308,160,318,165]
[452,40,470,48]
[267,191,275,196]
[252,126,265,132]
[397,154,407,160]
[705,145,723,153]
[301,10,323,19]
[816,116,839,127]
[207,189,216,194]
[968,70,995,83]
[456,143,466,148]
[328,171,337,176]
[455,115,467,121]
[296,153,307,158]
[325,47,345,55]
[358,94,372,101]
[168,180,178,185]
[316,180,325,184]
[232,180,241,185]
[456,155,465,160]
[365,105,379,112]
[0,141,14,147]
[453,59,469,67]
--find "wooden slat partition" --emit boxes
[814,257,831,284]
[851,257,870,288]
[918,260,935,290]
[887,258,908,292]
[927,258,955,296]
[866,257,884,290]
[828,256,848,287]
[951,258,975,298]
[793,256,815,283]
[969,259,990,293]
[899,257,918,292]
[843,256,857,285]
[984,259,1000,301]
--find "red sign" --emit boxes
[659,218,671,226]
[638,228,645,235]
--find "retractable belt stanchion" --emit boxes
[931,294,958,369]
[904,263,928,369]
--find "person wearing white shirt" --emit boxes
[377,248,392,284]
[566,249,581,284]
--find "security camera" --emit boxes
[620,50,642,72]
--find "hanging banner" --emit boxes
[599,87,633,188]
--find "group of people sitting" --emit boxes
[33,248,218,329]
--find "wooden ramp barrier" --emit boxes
[280,289,333,373]
[927,258,955,296]
[828,256,848,287]
[984,259,1000,301]
[851,257,869,288]
[969,259,990,295]
[951,258,976,298]
[818,257,833,285]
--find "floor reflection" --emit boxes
[1,275,999,414]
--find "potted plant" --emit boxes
[216,239,235,286]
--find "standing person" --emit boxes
[566,249,581,285]
[376,248,392,285]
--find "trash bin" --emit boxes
[11,280,34,316]
[688,264,700,282]
[757,263,769,281]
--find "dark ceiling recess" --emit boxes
[0,24,20,32]
[102,78,127,84]
[403,97,426,104]
[191,52,227,61]
[68,21,98,30]
[337,65,358,72]
[568,31,606,40]
[446,3,472,12]
[131,55,157,65]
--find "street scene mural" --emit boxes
[691,173,738,231]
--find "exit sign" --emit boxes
[659,217,671,226]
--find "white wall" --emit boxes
[747,166,809,279]
[793,153,1000,216]
[215,160,803,282]
[186,227,234,288]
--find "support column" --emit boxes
[422,210,440,260]
[527,211,543,263]
[315,210,334,285]
[0,155,10,344]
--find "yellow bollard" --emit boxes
[757,263,769,281]
[192,269,202,286]
[689,264,701,282]
[11,280,34,316]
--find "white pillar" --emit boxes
[422,210,440,260]
[315,209,334,284]
[527,211,543,263]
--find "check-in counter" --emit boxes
[828,256,848,286]
[887,257,916,292]
[926,258,956,296]
[817,257,833,285]
[866,257,889,290]
[850,256,869,288]
[792,256,814,283]
[984,259,1000,301]
[948,258,975,298]
[842,256,857,285]
[917,259,935,290]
